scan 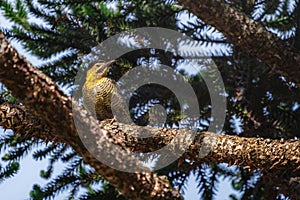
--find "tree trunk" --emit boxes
[178,0,300,86]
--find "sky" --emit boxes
[0,7,242,200]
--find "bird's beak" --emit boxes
[105,60,116,68]
[102,60,115,74]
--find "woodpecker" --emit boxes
[82,60,132,123]
[82,60,116,120]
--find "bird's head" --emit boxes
[85,60,115,84]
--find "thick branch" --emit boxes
[178,0,300,86]
[1,101,300,199]
[99,121,300,173]
[0,102,300,199]
[0,32,182,200]
[0,102,55,142]
[2,99,300,174]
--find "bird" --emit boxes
[82,60,131,123]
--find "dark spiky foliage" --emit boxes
[0,0,300,199]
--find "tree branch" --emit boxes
[2,100,300,173]
[101,120,300,173]
[1,101,300,198]
[178,0,300,86]
[0,31,183,200]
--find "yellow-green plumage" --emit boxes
[82,61,116,120]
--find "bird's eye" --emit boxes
[95,69,102,74]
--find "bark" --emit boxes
[96,120,300,172]
[178,0,300,86]
[2,100,300,174]
[0,32,183,200]
[2,101,300,198]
